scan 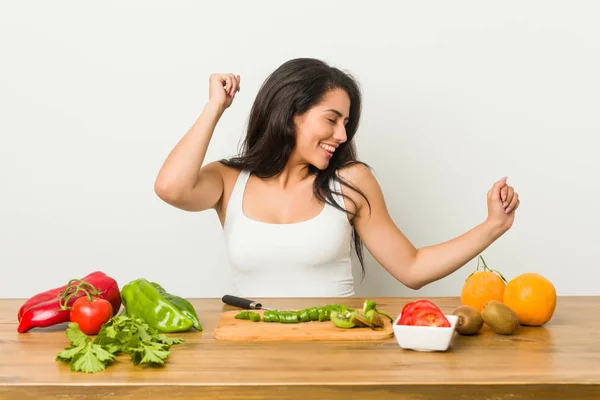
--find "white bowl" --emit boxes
[392,313,458,352]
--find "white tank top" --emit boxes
[223,169,355,298]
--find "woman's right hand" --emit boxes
[208,73,240,111]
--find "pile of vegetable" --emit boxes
[16,272,202,373]
[56,315,185,373]
[234,299,393,329]
[17,272,122,334]
[397,299,451,327]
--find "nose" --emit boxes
[333,125,347,144]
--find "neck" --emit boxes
[269,153,313,189]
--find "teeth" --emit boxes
[320,143,335,152]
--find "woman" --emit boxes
[154,58,520,297]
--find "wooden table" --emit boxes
[1,296,599,399]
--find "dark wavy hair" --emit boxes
[220,58,371,278]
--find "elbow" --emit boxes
[404,281,424,291]
[400,269,427,291]
[393,273,424,290]
[401,253,429,290]
[154,177,185,205]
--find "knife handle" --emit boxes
[222,295,262,310]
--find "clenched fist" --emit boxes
[208,73,241,112]
[486,176,520,232]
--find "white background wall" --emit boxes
[1,1,598,299]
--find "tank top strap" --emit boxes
[327,170,349,215]
[224,169,251,228]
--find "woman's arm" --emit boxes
[341,165,520,290]
[154,73,240,212]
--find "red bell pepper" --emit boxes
[18,271,104,321]
[17,271,121,333]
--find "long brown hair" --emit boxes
[220,58,371,278]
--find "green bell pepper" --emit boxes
[120,278,198,332]
[151,282,202,330]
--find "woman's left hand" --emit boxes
[486,176,520,232]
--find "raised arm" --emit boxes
[342,165,520,290]
[154,73,240,212]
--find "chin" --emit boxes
[311,160,329,170]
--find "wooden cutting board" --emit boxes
[214,310,394,341]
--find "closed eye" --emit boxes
[327,119,336,124]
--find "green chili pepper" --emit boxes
[279,311,299,323]
[363,299,376,314]
[362,299,393,322]
[235,311,249,319]
[299,309,311,322]
[328,304,344,314]
[151,282,202,331]
[318,308,327,321]
[249,312,261,322]
[235,310,261,322]
[231,301,391,327]
[263,311,272,322]
[121,278,195,333]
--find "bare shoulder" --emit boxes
[214,161,241,184]
[337,162,375,185]
[200,160,240,183]
[336,162,383,219]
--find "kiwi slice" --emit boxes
[350,312,372,327]
[365,309,385,328]
[330,310,357,329]
[452,305,484,335]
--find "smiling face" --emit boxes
[292,88,351,170]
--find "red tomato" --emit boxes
[70,296,113,334]
[411,307,451,327]
[399,300,443,325]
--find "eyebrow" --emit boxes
[325,109,349,120]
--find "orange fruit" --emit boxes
[460,255,507,312]
[503,273,556,326]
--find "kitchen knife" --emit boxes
[221,295,273,310]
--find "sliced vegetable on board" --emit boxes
[330,309,357,329]
[235,311,261,322]
[232,300,392,330]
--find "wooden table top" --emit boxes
[1,296,599,400]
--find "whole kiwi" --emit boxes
[481,300,520,335]
[452,305,484,335]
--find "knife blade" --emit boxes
[221,295,274,310]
